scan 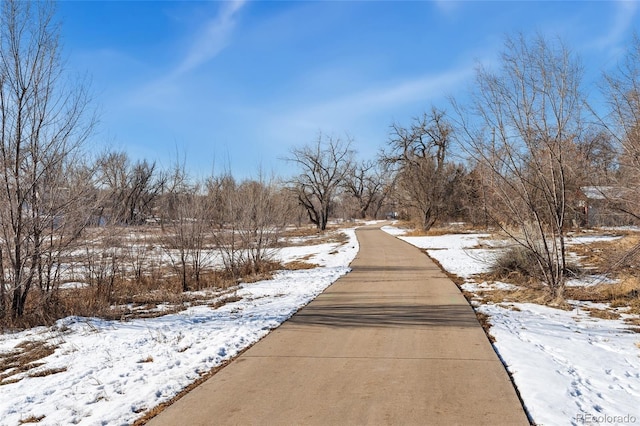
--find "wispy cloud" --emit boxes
[433,0,461,17]
[288,66,474,127]
[590,0,639,51]
[259,65,475,152]
[173,0,246,77]
[125,0,246,109]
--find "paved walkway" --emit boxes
[148,226,529,425]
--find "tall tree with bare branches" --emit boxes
[287,135,353,231]
[381,107,454,231]
[602,35,640,222]
[343,159,391,219]
[0,0,95,318]
[455,34,585,302]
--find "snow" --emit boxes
[566,275,619,288]
[4,224,639,426]
[396,233,494,279]
[382,226,640,426]
[482,302,640,426]
[0,229,359,426]
[567,234,623,245]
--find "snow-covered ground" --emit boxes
[383,225,640,426]
[0,229,358,426]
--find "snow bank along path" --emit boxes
[382,226,640,426]
[0,229,358,426]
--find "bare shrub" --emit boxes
[455,34,587,302]
[489,244,583,287]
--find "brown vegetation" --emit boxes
[0,340,57,385]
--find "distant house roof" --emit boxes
[581,186,623,200]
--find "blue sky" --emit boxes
[57,1,639,178]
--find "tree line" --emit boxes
[2,0,640,322]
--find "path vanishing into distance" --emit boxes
[148,225,530,425]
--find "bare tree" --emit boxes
[0,0,94,318]
[163,184,214,292]
[601,34,640,221]
[381,107,455,231]
[455,34,585,302]
[287,135,353,231]
[207,173,286,280]
[95,151,164,225]
[343,159,390,219]
[235,176,286,274]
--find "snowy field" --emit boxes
[0,229,358,426]
[383,226,640,426]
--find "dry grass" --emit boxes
[570,233,639,272]
[0,340,58,385]
[283,260,318,270]
[625,317,640,327]
[583,307,622,320]
[28,367,67,378]
[565,277,640,306]
[1,224,356,331]
[2,258,286,329]
[419,227,640,326]
[18,415,45,424]
[403,222,480,237]
[208,295,242,309]
[281,225,324,239]
[474,311,496,343]
[279,226,349,246]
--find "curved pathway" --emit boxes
[148,225,529,425]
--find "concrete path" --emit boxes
[148,226,529,425]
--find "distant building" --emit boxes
[579,186,638,227]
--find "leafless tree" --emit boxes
[454,34,586,302]
[343,159,391,219]
[207,173,286,279]
[381,107,455,231]
[601,35,640,221]
[163,184,214,292]
[95,151,165,225]
[235,176,286,274]
[287,135,353,230]
[0,0,95,318]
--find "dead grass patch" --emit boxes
[475,287,545,304]
[279,226,348,246]
[474,311,496,343]
[571,233,640,274]
[28,367,67,378]
[625,317,640,327]
[138,356,154,364]
[583,307,621,320]
[283,260,317,270]
[565,277,640,305]
[0,340,57,385]
[208,295,242,309]
[18,415,45,424]
[281,226,323,239]
[403,222,481,237]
